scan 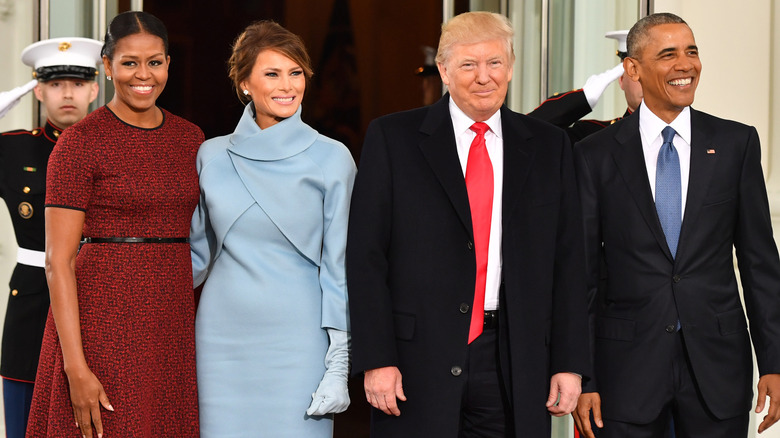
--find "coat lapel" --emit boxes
[611,113,674,261]
[418,96,474,235]
[677,108,717,262]
[500,109,533,224]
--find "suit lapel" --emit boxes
[677,108,717,262]
[611,113,674,261]
[418,96,474,234]
[500,109,532,224]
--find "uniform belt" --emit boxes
[81,237,190,244]
[484,310,498,329]
[17,247,45,268]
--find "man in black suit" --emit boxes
[347,11,589,437]
[572,12,780,438]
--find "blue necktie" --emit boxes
[656,126,681,259]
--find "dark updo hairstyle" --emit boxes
[228,20,314,104]
[101,11,169,60]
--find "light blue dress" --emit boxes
[190,103,356,438]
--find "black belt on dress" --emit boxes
[484,310,498,329]
[81,237,190,244]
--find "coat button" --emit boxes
[665,324,676,333]
[673,275,681,283]
[467,241,473,250]
[451,366,462,376]
[23,186,31,194]
[459,303,470,313]
[11,289,18,296]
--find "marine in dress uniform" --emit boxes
[529,30,640,143]
[0,37,101,438]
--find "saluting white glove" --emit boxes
[0,79,38,119]
[582,63,624,110]
[306,328,351,416]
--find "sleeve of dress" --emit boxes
[318,144,357,331]
[190,150,217,288]
[45,127,93,210]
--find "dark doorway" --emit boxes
[146,0,442,162]
[144,1,442,436]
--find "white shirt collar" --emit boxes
[639,101,691,145]
[448,97,503,139]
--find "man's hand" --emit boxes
[546,372,582,416]
[757,373,780,433]
[364,366,406,416]
[572,392,602,438]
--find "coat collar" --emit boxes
[612,110,673,259]
[677,108,717,262]
[417,94,535,235]
[612,106,717,263]
[418,95,473,233]
[228,102,318,161]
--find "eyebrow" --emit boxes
[262,66,303,72]
[657,44,698,56]
[117,53,165,60]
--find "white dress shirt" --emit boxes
[449,98,503,311]
[639,102,692,221]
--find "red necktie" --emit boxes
[465,122,493,343]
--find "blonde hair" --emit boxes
[435,11,515,66]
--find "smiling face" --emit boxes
[437,38,513,122]
[241,49,305,129]
[34,78,98,129]
[103,32,169,120]
[625,23,701,123]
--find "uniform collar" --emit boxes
[228,102,318,161]
[43,119,63,143]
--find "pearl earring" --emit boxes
[106,75,112,81]
[243,89,249,96]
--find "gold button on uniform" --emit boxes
[31,129,40,135]
[53,130,60,138]
[11,289,18,296]
[23,186,31,194]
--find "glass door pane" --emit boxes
[547,1,640,120]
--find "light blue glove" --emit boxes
[306,328,351,416]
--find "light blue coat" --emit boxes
[190,103,356,437]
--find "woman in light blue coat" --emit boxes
[190,21,355,438]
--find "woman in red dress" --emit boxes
[26,11,202,438]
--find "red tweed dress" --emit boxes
[26,106,203,437]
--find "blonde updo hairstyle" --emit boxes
[228,20,314,104]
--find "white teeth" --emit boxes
[668,78,692,86]
[273,97,293,102]
[132,85,153,91]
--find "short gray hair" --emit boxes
[626,12,688,58]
